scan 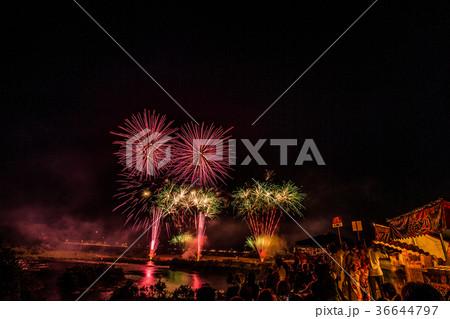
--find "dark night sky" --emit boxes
[1,1,449,248]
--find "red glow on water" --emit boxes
[192,273,202,290]
[140,262,154,287]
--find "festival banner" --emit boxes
[373,223,390,242]
[387,199,450,239]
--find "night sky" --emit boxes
[2,1,449,249]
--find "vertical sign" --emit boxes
[332,216,343,245]
[352,220,363,240]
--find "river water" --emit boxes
[30,259,228,300]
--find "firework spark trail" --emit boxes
[165,222,171,238]
[245,235,279,262]
[113,174,153,229]
[196,212,206,261]
[156,182,193,234]
[113,173,170,231]
[170,122,233,187]
[149,206,163,260]
[112,110,177,179]
[245,210,281,261]
[186,188,222,260]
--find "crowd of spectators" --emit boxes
[199,242,446,301]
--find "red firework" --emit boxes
[149,206,164,260]
[170,122,233,187]
[111,110,177,180]
[195,212,206,261]
[113,173,165,230]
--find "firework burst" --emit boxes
[113,173,168,230]
[112,109,177,179]
[234,180,306,261]
[246,235,273,261]
[169,232,195,250]
[170,122,233,187]
[156,181,193,232]
[114,174,172,260]
[114,174,153,230]
[158,183,223,259]
[245,235,287,262]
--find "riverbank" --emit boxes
[154,257,272,276]
[13,248,148,264]
[13,248,275,268]
[20,257,232,300]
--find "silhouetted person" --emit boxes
[265,269,279,291]
[289,293,303,301]
[275,257,286,281]
[276,280,290,301]
[226,272,234,284]
[401,282,444,301]
[293,263,313,293]
[229,295,245,301]
[381,282,400,301]
[368,244,388,299]
[257,289,276,301]
[196,285,215,301]
[444,290,450,301]
[240,272,259,300]
[226,274,243,300]
[302,293,319,300]
[310,263,340,301]
[328,243,345,295]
